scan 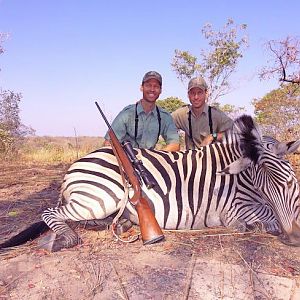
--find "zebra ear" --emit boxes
[273,139,300,157]
[218,157,252,175]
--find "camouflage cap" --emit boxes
[142,71,162,86]
[188,77,208,92]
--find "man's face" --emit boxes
[140,79,161,103]
[188,87,207,108]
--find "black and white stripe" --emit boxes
[1,115,300,251]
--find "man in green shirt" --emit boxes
[104,71,180,151]
[172,77,233,150]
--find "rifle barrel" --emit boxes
[95,101,113,131]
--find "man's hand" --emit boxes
[162,143,180,152]
[200,132,224,147]
[103,139,111,147]
[200,135,214,146]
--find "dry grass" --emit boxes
[7,136,105,163]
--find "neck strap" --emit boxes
[188,105,213,149]
[134,102,161,148]
[208,105,213,134]
[188,109,196,150]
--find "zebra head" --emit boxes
[220,115,300,246]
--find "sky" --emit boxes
[0,0,299,136]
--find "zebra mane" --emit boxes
[232,115,264,163]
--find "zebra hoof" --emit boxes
[245,223,262,232]
[267,229,281,236]
[38,231,57,252]
[39,231,82,252]
[115,218,133,235]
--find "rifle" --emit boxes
[95,101,164,245]
[122,140,155,189]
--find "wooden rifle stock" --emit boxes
[95,102,164,244]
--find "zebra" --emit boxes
[1,115,300,252]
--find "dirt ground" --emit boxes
[0,158,300,300]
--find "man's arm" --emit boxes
[200,132,224,146]
[160,111,181,151]
[200,109,233,146]
[162,142,180,151]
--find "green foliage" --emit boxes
[0,89,35,156]
[1,34,35,156]
[156,97,186,113]
[253,84,300,140]
[172,19,248,103]
[216,103,246,120]
[0,32,33,156]
[172,51,198,79]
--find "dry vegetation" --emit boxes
[16,136,105,163]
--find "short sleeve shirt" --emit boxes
[172,104,233,149]
[105,101,179,149]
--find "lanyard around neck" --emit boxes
[188,105,213,150]
[134,102,161,148]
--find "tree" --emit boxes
[0,33,9,72]
[252,84,300,140]
[0,90,35,154]
[156,97,186,113]
[0,33,34,156]
[0,33,7,55]
[217,103,246,120]
[259,36,300,85]
[157,97,245,119]
[171,19,248,104]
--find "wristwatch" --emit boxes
[212,133,218,141]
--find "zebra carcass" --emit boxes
[1,115,300,251]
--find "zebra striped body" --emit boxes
[56,144,272,231]
[1,115,300,251]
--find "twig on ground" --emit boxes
[111,262,129,300]
[88,262,111,296]
[235,248,273,299]
[218,234,224,252]
[183,251,196,300]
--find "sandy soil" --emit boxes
[0,159,300,300]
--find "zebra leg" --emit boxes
[220,211,247,232]
[78,209,135,235]
[42,207,83,252]
[114,209,135,234]
[259,221,282,236]
[41,203,133,251]
[78,214,133,234]
[221,211,282,235]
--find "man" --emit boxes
[172,77,233,150]
[104,71,180,151]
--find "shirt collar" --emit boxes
[136,100,158,116]
[187,103,209,116]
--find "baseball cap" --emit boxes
[142,71,162,86]
[188,77,208,92]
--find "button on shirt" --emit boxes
[172,104,233,149]
[105,102,179,149]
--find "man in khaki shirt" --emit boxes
[172,77,233,150]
